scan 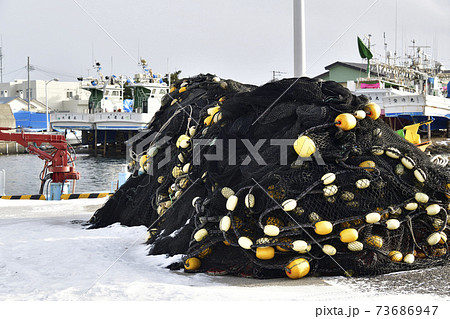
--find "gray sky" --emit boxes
[1,0,449,85]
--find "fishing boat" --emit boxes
[50,59,169,131]
[350,38,450,139]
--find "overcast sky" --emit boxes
[0,0,449,85]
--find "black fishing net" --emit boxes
[88,74,450,279]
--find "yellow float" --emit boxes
[385,147,401,159]
[219,216,231,232]
[238,236,253,249]
[176,134,190,148]
[366,235,383,248]
[415,192,429,203]
[285,258,310,279]
[359,160,376,172]
[340,228,358,243]
[403,253,415,264]
[401,156,415,169]
[404,202,418,211]
[204,115,213,126]
[184,257,201,270]
[347,241,364,252]
[292,240,308,252]
[293,135,316,158]
[282,199,297,211]
[385,219,400,230]
[314,221,333,235]
[321,172,336,185]
[207,106,221,116]
[245,194,255,208]
[365,212,381,224]
[334,113,357,131]
[193,229,208,242]
[354,110,366,119]
[388,251,403,262]
[414,168,426,183]
[220,187,235,199]
[256,247,275,260]
[364,102,381,120]
[322,244,337,256]
[323,184,338,196]
[226,195,238,211]
[425,204,440,216]
[264,225,280,237]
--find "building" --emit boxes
[315,61,385,87]
[0,103,25,154]
[0,79,89,113]
[0,96,46,113]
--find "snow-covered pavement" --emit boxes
[0,198,448,317]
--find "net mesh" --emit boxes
[89,74,450,279]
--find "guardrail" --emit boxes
[0,193,112,200]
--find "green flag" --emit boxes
[357,37,373,59]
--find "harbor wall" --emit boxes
[0,142,26,155]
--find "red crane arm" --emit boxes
[0,129,80,184]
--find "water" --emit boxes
[0,153,126,195]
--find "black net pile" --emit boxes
[89,74,450,279]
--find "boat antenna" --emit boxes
[137,39,140,69]
[394,0,398,63]
[167,57,171,88]
[384,32,388,64]
[27,56,30,112]
[91,42,94,67]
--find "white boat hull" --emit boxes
[94,112,154,130]
[50,112,156,131]
[383,94,450,119]
[50,113,94,130]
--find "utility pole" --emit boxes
[293,0,306,77]
[272,71,287,81]
[0,35,3,83]
[27,56,30,112]
[0,46,3,83]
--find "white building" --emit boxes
[0,79,89,113]
[0,96,46,113]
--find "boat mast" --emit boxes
[394,0,398,64]
[366,34,371,78]
[293,0,306,77]
[27,56,30,112]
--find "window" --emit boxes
[142,101,148,113]
[67,91,73,98]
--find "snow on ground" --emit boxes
[0,198,449,317]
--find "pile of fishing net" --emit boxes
[89,74,450,279]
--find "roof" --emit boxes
[324,61,386,76]
[0,97,19,104]
[314,61,387,80]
